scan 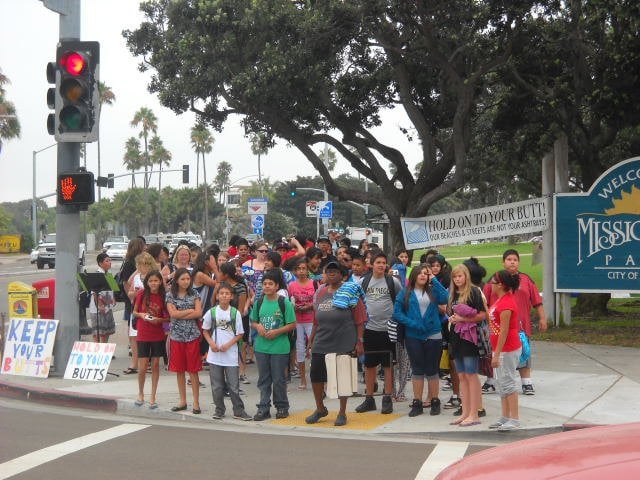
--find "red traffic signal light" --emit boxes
[48,41,100,142]
[59,51,87,76]
[57,172,95,208]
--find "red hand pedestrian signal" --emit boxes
[59,176,78,201]
[57,172,95,208]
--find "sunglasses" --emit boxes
[256,249,269,253]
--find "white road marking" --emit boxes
[0,423,150,479]
[415,441,469,480]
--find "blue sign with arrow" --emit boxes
[319,201,333,219]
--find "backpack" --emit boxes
[113,264,126,302]
[360,272,397,303]
[361,273,404,342]
[209,305,239,344]
[256,295,292,340]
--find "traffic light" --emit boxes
[289,184,296,197]
[182,164,189,184]
[57,171,95,209]
[107,173,114,188]
[48,41,100,142]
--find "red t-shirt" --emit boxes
[483,272,542,336]
[488,292,521,353]
[287,280,317,324]
[134,291,169,342]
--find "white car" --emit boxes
[30,248,39,264]
[106,242,128,260]
[102,235,129,251]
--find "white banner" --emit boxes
[64,341,116,382]
[401,197,550,249]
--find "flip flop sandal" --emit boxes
[123,367,138,374]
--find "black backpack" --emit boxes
[360,272,397,303]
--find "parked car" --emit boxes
[30,248,39,264]
[36,233,86,269]
[105,242,128,260]
[102,235,129,251]
[435,422,640,480]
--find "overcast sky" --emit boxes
[0,0,421,207]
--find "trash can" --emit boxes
[8,281,38,318]
[33,278,56,320]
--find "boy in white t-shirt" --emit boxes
[202,283,251,421]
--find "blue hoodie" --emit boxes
[393,277,449,340]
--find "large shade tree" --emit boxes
[124,0,535,251]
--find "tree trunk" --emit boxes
[573,293,610,316]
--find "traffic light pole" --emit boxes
[43,0,82,375]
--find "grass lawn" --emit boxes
[411,241,640,348]
[413,241,543,287]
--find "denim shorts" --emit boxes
[404,337,442,379]
[453,355,479,374]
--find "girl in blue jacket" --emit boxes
[393,264,449,417]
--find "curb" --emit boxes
[0,380,118,413]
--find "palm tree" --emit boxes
[190,122,214,239]
[213,160,233,203]
[0,68,20,153]
[96,82,115,200]
[131,107,158,234]
[250,132,270,197]
[149,135,172,232]
[130,107,158,189]
[123,137,142,188]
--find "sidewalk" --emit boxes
[2,314,639,438]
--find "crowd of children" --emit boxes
[92,232,544,429]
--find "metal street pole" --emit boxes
[322,144,329,236]
[32,143,57,246]
[42,0,82,375]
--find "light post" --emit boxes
[32,143,57,246]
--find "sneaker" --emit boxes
[430,397,441,416]
[212,411,224,420]
[489,416,508,429]
[253,410,271,421]
[355,396,377,413]
[408,399,423,417]
[497,419,521,431]
[275,408,289,419]
[334,413,347,426]
[453,406,462,416]
[522,384,535,395]
[381,395,393,414]
[478,408,487,418]
[443,396,461,409]
[305,407,329,424]
[482,382,496,394]
[239,374,250,385]
[233,411,252,421]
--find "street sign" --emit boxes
[253,227,263,235]
[248,197,268,215]
[251,214,265,229]
[305,200,319,217]
[319,200,333,219]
